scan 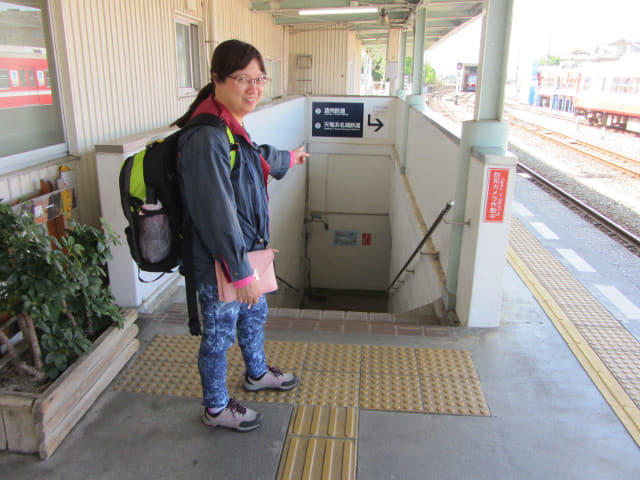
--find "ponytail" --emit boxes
[172,82,215,127]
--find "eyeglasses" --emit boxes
[228,75,270,88]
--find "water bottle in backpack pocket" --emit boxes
[136,200,171,264]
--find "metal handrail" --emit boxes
[386,201,455,292]
[277,275,299,293]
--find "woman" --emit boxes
[175,39,308,432]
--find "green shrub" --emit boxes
[0,204,123,379]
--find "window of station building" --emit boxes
[0,1,66,173]
[175,16,202,97]
[270,59,282,99]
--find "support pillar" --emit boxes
[443,0,515,327]
[397,30,407,97]
[411,7,425,96]
[400,93,426,173]
[456,147,517,327]
[386,28,401,95]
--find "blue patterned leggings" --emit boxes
[196,282,268,409]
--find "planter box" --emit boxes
[0,309,139,459]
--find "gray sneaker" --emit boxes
[244,366,299,392]
[202,398,262,432]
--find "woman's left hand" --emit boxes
[292,146,310,165]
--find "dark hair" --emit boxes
[173,39,266,127]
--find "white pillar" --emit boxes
[95,130,179,309]
[443,0,516,325]
[397,30,407,96]
[386,28,401,95]
[475,0,514,121]
[411,7,425,95]
[456,147,517,327]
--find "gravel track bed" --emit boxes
[508,119,640,240]
[434,95,640,241]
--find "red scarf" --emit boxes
[191,95,271,191]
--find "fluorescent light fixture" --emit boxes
[299,7,378,16]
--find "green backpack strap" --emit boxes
[226,126,237,170]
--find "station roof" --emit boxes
[251,0,483,55]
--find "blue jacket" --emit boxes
[177,121,291,286]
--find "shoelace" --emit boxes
[267,366,283,377]
[227,398,246,414]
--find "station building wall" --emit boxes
[288,26,362,96]
[1,0,288,227]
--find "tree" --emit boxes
[404,56,437,84]
[424,64,436,84]
[372,57,385,82]
[539,55,561,66]
[405,56,413,76]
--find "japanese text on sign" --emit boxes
[484,168,509,222]
[312,102,364,138]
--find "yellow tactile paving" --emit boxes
[139,335,198,363]
[289,406,358,439]
[115,361,188,395]
[361,345,418,375]
[118,335,490,480]
[297,371,360,408]
[117,337,490,417]
[172,367,202,398]
[264,340,309,371]
[509,218,640,445]
[421,375,490,416]
[359,374,423,412]
[280,405,359,479]
[305,343,361,372]
[415,348,477,378]
[276,436,357,480]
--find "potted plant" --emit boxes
[0,204,139,458]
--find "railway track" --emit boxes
[517,162,640,256]
[449,93,640,177]
[428,90,640,256]
[507,117,640,178]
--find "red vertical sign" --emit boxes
[362,233,371,245]
[484,168,509,222]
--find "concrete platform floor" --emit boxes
[1,264,640,479]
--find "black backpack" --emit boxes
[119,113,237,335]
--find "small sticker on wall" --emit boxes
[334,230,358,247]
[362,233,372,245]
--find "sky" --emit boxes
[426,0,640,80]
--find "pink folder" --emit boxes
[215,248,278,302]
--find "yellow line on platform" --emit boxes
[507,246,640,446]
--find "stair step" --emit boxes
[269,308,436,325]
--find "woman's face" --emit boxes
[213,58,265,123]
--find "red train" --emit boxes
[0,46,53,109]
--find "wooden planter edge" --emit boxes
[0,308,139,458]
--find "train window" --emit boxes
[175,16,202,97]
[0,69,9,89]
[611,77,632,94]
[1,1,66,169]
